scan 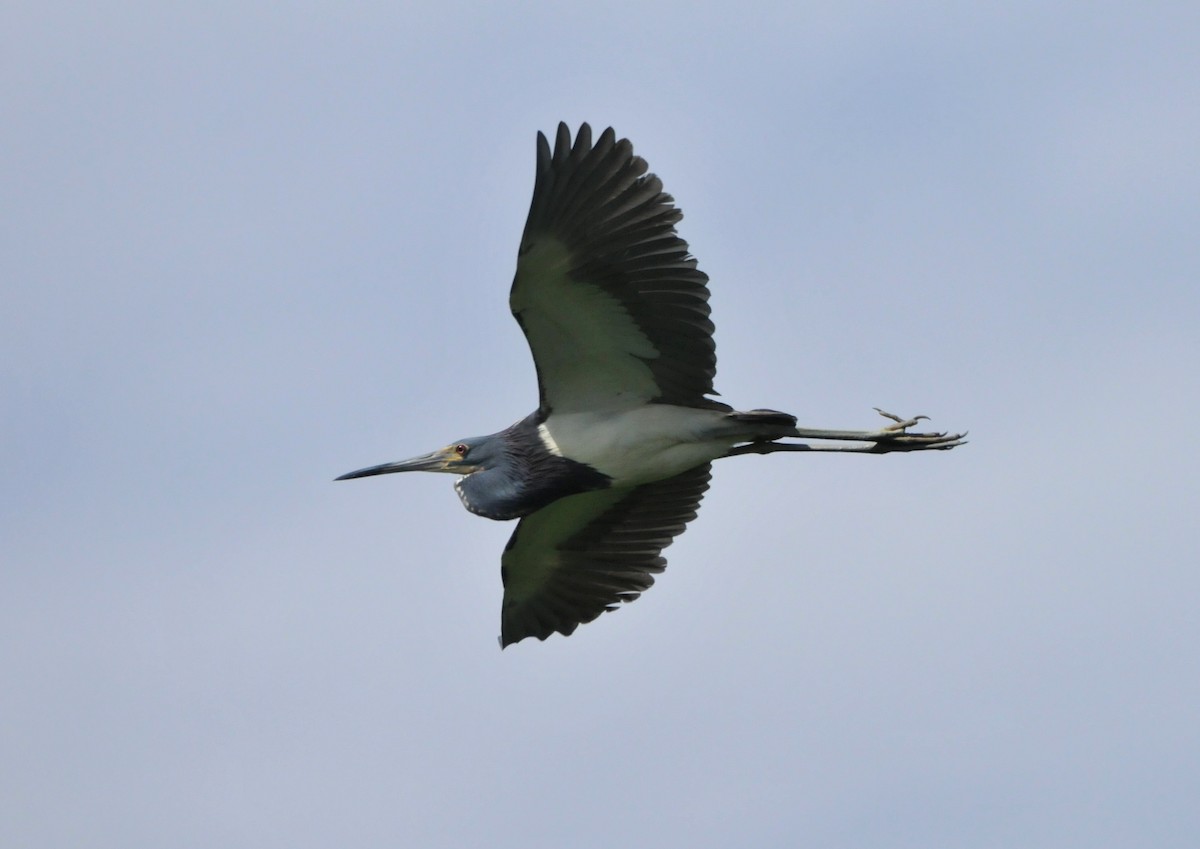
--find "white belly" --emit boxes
[541,405,734,486]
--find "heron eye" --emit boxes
[455,444,468,456]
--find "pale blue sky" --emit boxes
[4,3,1198,847]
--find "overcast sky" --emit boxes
[4,3,1198,847]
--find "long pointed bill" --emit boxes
[335,448,459,481]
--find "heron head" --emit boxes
[335,434,503,481]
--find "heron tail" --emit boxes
[726,408,797,428]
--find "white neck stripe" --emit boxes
[537,423,562,457]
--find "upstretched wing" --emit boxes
[510,122,725,416]
[499,463,712,647]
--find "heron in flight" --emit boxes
[338,123,964,647]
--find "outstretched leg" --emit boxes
[723,408,966,457]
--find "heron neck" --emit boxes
[455,417,612,520]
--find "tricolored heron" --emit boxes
[338,123,964,647]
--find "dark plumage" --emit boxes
[454,414,610,521]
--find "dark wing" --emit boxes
[510,122,726,415]
[499,463,712,647]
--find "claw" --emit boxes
[873,407,931,432]
[868,410,967,451]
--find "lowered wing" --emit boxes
[499,463,712,647]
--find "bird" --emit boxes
[337,122,965,648]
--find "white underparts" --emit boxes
[543,405,735,485]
